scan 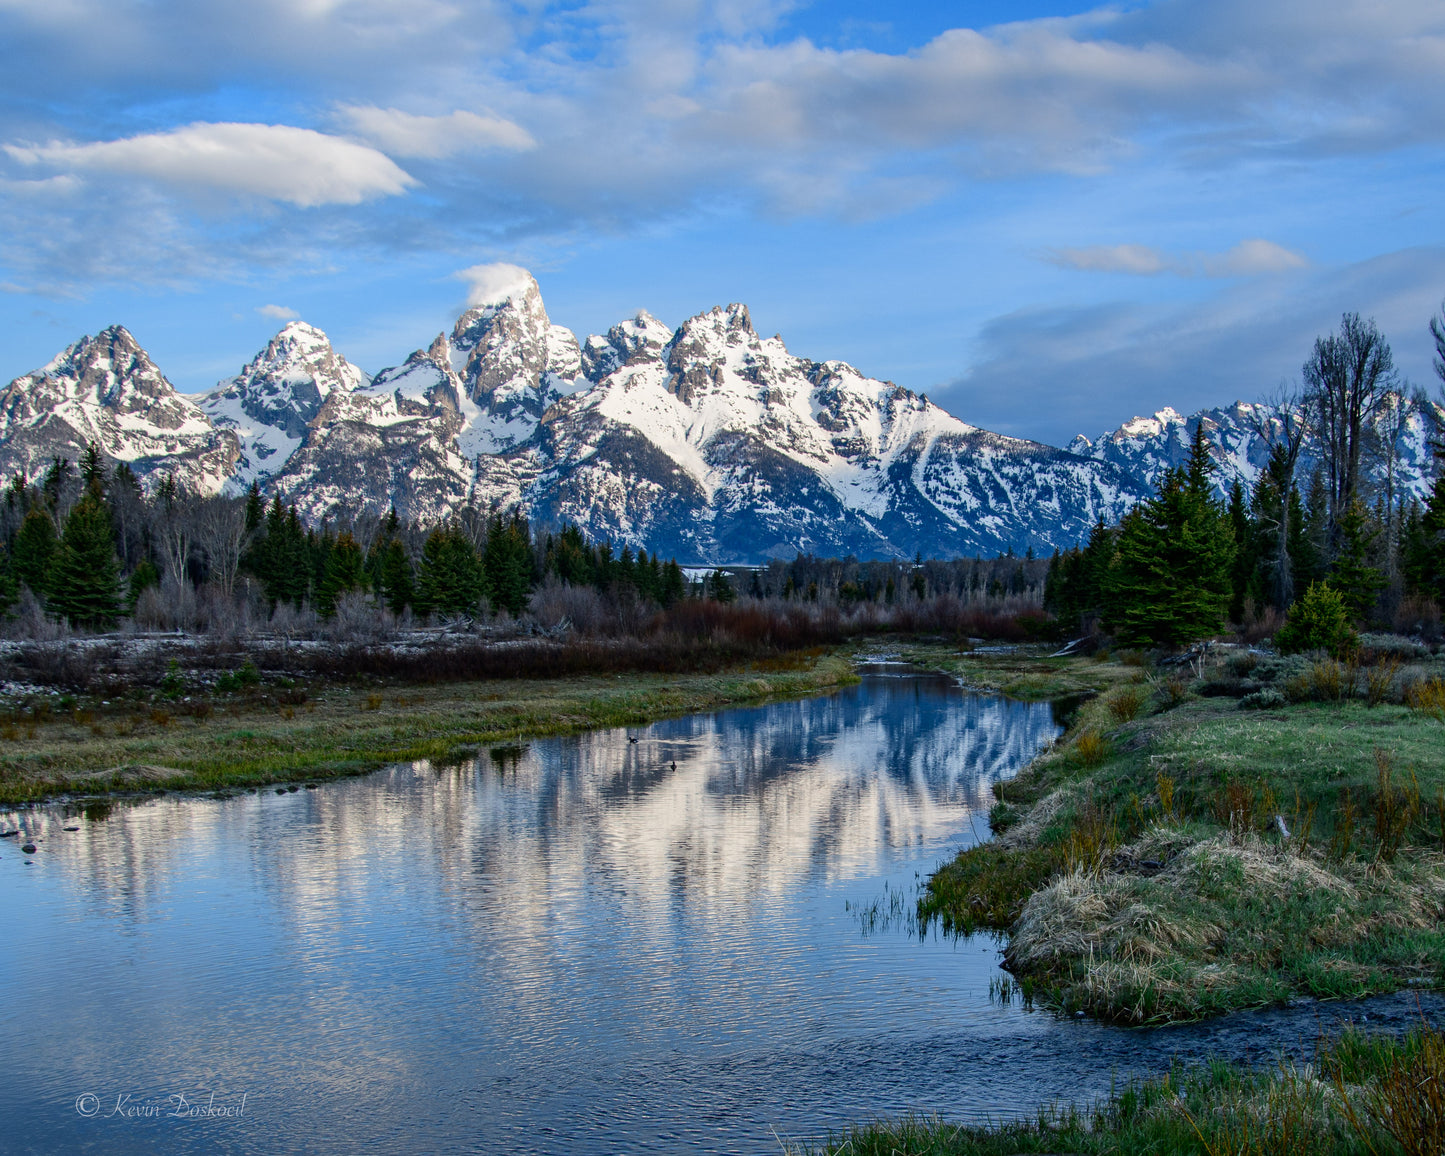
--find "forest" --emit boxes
[1045,310,1445,652]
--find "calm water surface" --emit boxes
[2,668,1431,1155]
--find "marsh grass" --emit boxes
[924,667,1445,1024]
[1407,675,1445,721]
[1108,685,1148,723]
[797,1024,1445,1156]
[0,655,858,804]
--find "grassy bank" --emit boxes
[919,645,1445,1024]
[892,641,1140,700]
[0,652,857,805]
[797,1021,1445,1156]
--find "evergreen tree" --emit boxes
[79,442,107,491]
[416,526,483,617]
[244,482,264,535]
[660,559,686,607]
[0,546,17,619]
[483,514,533,615]
[48,493,123,628]
[13,507,57,596]
[316,531,365,618]
[1404,475,1445,603]
[127,558,160,612]
[1227,478,1252,622]
[1328,498,1387,623]
[378,538,414,615]
[1104,428,1235,647]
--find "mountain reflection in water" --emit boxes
[1,668,1068,1155]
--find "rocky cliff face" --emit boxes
[0,325,237,493]
[13,272,1434,562]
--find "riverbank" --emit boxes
[798,1019,1445,1155]
[0,652,857,805]
[918,643,1445,1024]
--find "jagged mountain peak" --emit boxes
[0,326,235,493]
[200,323,368,487]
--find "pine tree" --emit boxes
[79,442,107,491]
[13,507,57,596]
[1404,475,1445,603]
[1328,498,1387,623]
[48,493,123,628]
[1104,428,1236,647]
[416,526,483,617]
[482,514,533,615]
[378,538,414,615]
[316,531,365,619]
[1227,478,1252,622]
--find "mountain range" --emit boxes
[0,271,1439,563]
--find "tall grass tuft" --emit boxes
[1364,657,1401,707]
[1371,749,1419,861]
[1406,675,1445,722]
[1073,729,1110,767]
[1107,684,1147,723]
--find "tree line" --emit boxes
[0,450,694,631]
[1045,308,1445,648]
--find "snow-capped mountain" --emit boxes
[0,325,238,494]
[1070,399,1443,504]
[21,271,1431,562]
[201,321,368,487]
[469,299,1147,558]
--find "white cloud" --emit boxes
[338,107,534,159]
[454,262,535,307]
[1047,239,1308,278]
[256,303,298,319]
[5,122,416,206]
[1203,239,1309,277]
[1047,244,1169,275]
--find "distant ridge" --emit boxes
[0,272,1437,562]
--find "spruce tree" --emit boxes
[1404,475,1445,602]
[1104,428,1235,647]
[482,514,533,615]
[316,531,365,618]
[13,507,57,596]
[48,492,123,629]
[1328,498,1387,623]
[378,538,414,615]
[416,526,483,617]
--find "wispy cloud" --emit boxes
[338,107,535,159]
[1047,239,1308,278]
[939,246,1445,447]
[256,303,298,319]
[6,122,416,206]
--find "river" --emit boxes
[1,666,1436,1154]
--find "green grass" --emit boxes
[893,642,1142,700]
[920,654,1445,1024]
[0,654,858,804]
[794,1022,1445,1156]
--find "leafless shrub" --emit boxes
[324,592,396,645]
[2,589,68,641]
[530,579,610,636]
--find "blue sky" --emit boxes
[0,0,1442,446]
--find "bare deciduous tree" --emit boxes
[191,496,250,598]
[1302,312,1397,552]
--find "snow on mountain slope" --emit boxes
[0,325,237,494]
[27,274,1425,564]
[201,321,368,488]
[471,298,1149,559]
[1070,398,1444,503]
